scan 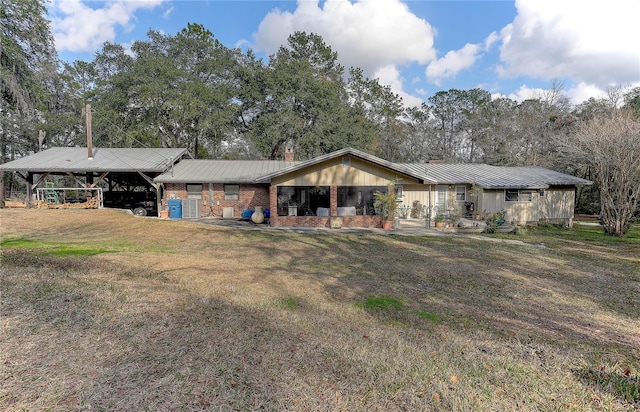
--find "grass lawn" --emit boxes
[1,209,639,411]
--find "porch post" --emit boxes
[330,185,337,216]
[269,185,278,226]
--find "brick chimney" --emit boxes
[284,147,294,162]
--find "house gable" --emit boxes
[272,155,421,186]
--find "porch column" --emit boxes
[269,185,278,226]
[330,185,337,216]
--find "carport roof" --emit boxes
[0,147,188,173]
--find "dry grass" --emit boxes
[1,209,639,411]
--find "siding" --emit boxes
[273,157,419,187]
[481,189,539,223]
[540,187,575,222]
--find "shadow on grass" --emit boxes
[248,230,640,353]
[0,249,438,411]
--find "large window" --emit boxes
[224,184,239,201]
[337,186,386,216]
[186,184,202,199]
[277,186,329,216]
[505,189,533,202]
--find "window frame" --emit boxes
[505,189,533,202]
[186,184,202,199]
[455,185,466,202]
[224,184,240,201]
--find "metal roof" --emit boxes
[1,147,591,188]
[399,163,592,188]
[154,148,591,188]
[0,147,188,173]
[154,159,299,183]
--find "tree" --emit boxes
[558,110,640,235]
[1,0,58,198]
[347,67,404,161]
[245,32,373,160]
[90,25,241,156]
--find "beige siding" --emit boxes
[273,157,419,186]
[481,189,538,223]
[400,184,430,209]
[480,187,575,223]
[540,187,575,221]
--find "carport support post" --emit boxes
[26,173,33,207]
[86,172,94,200]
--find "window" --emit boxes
[539,189,545,197]
[455,186,466,201]
[277,186,330,216]
[505,189,533,202]
[435,185,448,213]
[337,186,386,215]
[519,190,533,202]
[186,184,202,199]
[224,184,239,201]
[505,189,519,202]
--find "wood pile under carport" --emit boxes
[35,198,100,209]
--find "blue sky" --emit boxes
[49,0,640,107]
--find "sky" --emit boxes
[48,0,640,107]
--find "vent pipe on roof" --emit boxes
[86,104,93,160]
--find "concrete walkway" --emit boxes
[187,216,472,237]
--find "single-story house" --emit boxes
[154,147,592,228]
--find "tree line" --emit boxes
[2,0,639,233]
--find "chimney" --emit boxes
[86,104,93,159]
[284,146,294,162]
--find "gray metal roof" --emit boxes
[399,163,592,188]
[154,159,299,183]
[2,147,591,188]
[154,148,591,188]
[0,147,188,173]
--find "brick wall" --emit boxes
[164,182,383,227]
[164,183,270,218]
[269,214,382,228]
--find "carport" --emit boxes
[0,147,188,215]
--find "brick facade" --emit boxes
[163,183,270,218]
[164,182,383,228]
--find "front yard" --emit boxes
[1,209,638,411]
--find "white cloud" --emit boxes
[373,65,424,108]
[162,6,174,19]
[497,0,640,87]
[484,31,499,51]
[50,0,166,53]
[425,43,481,86]
[566,83,608,105]
[506,85,546,102]
[253,0,436,76]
